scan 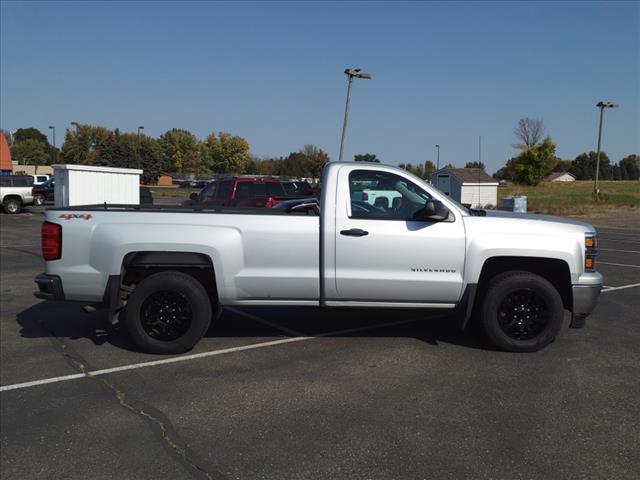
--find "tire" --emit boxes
[124,271,213,354]
[33,194,45,206]
[3,198,22,214]
[481,271,564,352]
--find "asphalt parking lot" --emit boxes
[1,206,639,480]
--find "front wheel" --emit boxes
[481,271,564,352]
[124,271,213,354]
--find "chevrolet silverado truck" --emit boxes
[34,162,602,354]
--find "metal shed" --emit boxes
[52,164,142,207]
[432,168,499,207]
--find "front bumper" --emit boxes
[570,272,602,328]
[34,273,65,301]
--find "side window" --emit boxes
[217,181,231,201]
[235,183,251,199]
[199,183,217,201]
[266,182,285,197]
[348,170,431,220]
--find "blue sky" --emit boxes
[1,1,638,173]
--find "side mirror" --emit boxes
[189,192,199,201]
[413,200,450,221]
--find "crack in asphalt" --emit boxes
[37,319,226,480]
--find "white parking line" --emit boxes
[602,283,640,292]
[598,261,640,268]
[226,307,305,336]
[0,316,423,393]
[598,248,640,254]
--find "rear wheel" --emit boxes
[481,271,564,352]
[33,194,45,206]
[124,271,212,354]
[3,198,22,214]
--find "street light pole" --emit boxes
[435,144,440,170]
[48,126,56,164]
[137,126,144,163]
[338,68,372,162]
[593,101,620,199]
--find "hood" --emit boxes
[483,210,595,231]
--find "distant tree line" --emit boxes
[3,120,637,186]
[2,125,331,184]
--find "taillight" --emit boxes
[42,222,62,261]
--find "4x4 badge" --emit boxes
[58,213,92,220]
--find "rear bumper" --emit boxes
[571,272,602,327]
[34,273,65,301]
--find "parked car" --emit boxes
[35,162,602,355]
[183,177,293,208]
[31,174,50,185]
[282,181,315,197]
[32,178,55,206]
[0,175,35,214]
[180,179,208,189]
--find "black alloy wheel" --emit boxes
[481,271,564,352]
[124,271,213,354]
[140,290,193,341]
[497,288,549,340]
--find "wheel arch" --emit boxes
[476,256,572,311]
[120,251,219,304]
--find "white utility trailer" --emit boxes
[52,164,142,207]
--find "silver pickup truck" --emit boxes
[34,162,602,354]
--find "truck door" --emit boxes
[332,167,466,303]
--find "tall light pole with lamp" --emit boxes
[48,126,56,164]
[136,126,144,164]
[338,68,372,162]
[593,101,620,199]
[435,144,440,170]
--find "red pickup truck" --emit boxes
[184,177,291,208]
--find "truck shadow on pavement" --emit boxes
[16,302,496,353]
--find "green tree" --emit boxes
[354,153,380,163]
[13,127,49,146]
[509,137,559,185]
[203,131,251,174]
[10,139,50,166]
[552,159,573,172]
[279,145,329,179]
[398,163,425,178]
[423,160,436,180]
[255,157,284,176]
[619,154,639,180]
[464,161,486,170]
[570,151,613,180]
[59,124,109,164]
[158,129,200,173]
